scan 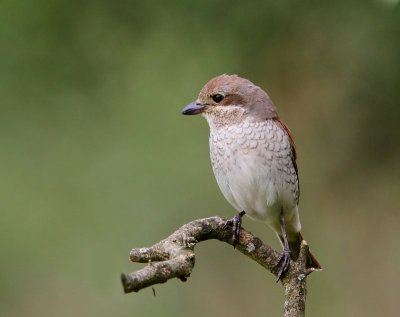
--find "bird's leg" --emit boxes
[225,211,246,248]
[276,210,291,282]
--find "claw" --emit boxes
[224,211,245,248]
[276,210,292,281]
[276,250,291,282]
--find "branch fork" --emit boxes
[121,216,319,317]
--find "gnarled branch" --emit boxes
[121,216,318,317]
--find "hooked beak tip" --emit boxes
[181,102,206,115]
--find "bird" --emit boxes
[181,74,321,280]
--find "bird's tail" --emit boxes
[282,232,322,270]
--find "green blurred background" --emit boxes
[1,1,399,316]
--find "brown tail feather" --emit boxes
[280,232,321,270]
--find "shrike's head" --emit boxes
[182,74,278,127]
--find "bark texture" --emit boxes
[121,216,318,317]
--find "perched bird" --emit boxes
[181,74,321,280]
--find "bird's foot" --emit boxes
[276,249,291,282]
[224,211,245,248]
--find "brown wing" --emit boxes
[273,117,300,204]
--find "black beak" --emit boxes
[181,102,206,115]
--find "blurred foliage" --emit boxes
[1,1,399,316]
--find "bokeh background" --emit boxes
[1,1,399,316]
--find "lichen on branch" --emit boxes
[121,216,318,317]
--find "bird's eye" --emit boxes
[212,94,224,103]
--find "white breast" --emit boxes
[208,118,300,231]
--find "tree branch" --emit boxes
[121,216,317,317]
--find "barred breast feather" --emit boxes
[208,118,301,235]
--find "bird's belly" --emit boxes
[212,152,284,223]
[209,122,299,226]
